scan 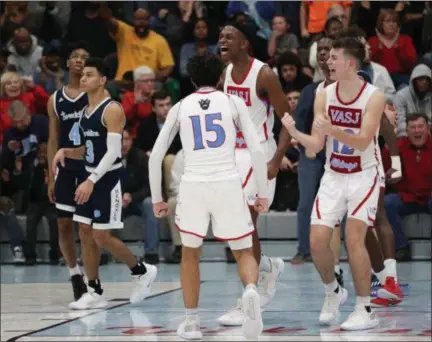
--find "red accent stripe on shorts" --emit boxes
[315,197,322,219]
[214,230,254,241]
[351,173,378,216]
[242,167,253,188]
[368,216,375,225]
[175,224,205,238]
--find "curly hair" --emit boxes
[187,52,224,88]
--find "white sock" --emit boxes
[69,265,81,276]
[259,254,272,273]
[324,279,339,293]
[334,264,340,274]
[186,308,199,318]
[356,296,370,309]
[245,283,257,292]
[384,259,397,280]
[374,268,387,285]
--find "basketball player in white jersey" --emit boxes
[217,22,293,325]
[149,53,268,340]
[282,37,385,330]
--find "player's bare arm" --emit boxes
[282,90,326,154]
[380,114,402,182]
[322,91,386,151]
[216,67,227,91]
[47,94,59,202]
[258,66,292,178]
[98,4,119,35]
[52,145,85,174]
[148,103,181,217]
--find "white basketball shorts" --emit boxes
[175,178,255,243]
[235,138,277,206]
[311,167,380,228]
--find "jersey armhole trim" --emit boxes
[101,101,125,128]
[52,90,59,119]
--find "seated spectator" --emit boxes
[394,64,432,137]
[276,51,312,93]
[106,70,134,102]
[33,45,68,95]
[0,72,49,144]
[0,196,25,264]
[285,89,301,114]
[19,143,59,265]
[120,128,160,265]
[6,27,43,77]
[384,113,432,261]
[99,6,175,82]
[121,66,155,139]
[368,9,417,89]
[267,16,299,60]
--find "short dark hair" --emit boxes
[43,45,60,57]
[151,89,171,105]
[187,52,224,88]
[324,17,343,33]
[67,41,90,58]
[84,58,110,78]
[406,112,430,125]
[332,36,366,67]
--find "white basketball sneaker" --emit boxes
[319,287,348,325]
[242,285,263,340]
[177,315,202,340]
[341,306,379,330]
[130,264,157,304]
[258,257,285,308]
[68,292,108,310]
[217,298,244,326]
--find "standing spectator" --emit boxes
[394,64,432,137]
[285,89,301,113]
[267,16,299,60]
[22,143,59,265]
[33,46,68,95]
[0,71,49,144]
[99,6,175,82]
[121,66,155,140]
[0,196,25,264]
[6,27,43,77]
[368,9,417,89]
[276,51,312,93]
[384,113,432,260]
[120,128,160,265]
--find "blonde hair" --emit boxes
[0,72,24,97]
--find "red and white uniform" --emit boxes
[311,81,381,228]
[224,58,277,205]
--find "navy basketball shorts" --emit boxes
[73,168,123,230]
[55,166,87,218]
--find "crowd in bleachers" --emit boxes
[0,1,431,266]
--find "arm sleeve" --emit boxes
[149,103,181,203]
[88,133,122,183]
[230,96,268,198]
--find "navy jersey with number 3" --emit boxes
[54,87,88,170]
[80,98,123,169]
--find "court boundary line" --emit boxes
[6,282,189,342]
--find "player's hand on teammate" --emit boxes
[281,113,297,135]
[75,179,94,205]
[254,197,269,213]
[52,149,66,173]
[153,201,169,217]
[313,115,334,135]
[267,159,279,180]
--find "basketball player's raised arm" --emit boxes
[87,103,124,184]
[47,95,59,183]
[149,103,181,203]
[330,91,386,151]
[231,96,268,199]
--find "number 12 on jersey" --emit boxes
[190,113,226,150]
[333,128,355,155]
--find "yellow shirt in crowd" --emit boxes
[114,20,175,80]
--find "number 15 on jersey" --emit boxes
[190,113,226,150]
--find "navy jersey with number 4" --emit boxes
[54,87,88,170]
[79,98,123,169]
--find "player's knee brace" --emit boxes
[228,234,253,250]
[180,232,203,248]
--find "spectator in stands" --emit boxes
[0,49,9,78]
[273,2,301,37]
[6,27,43,77]
[385,113,432,261]
[394,64,432,137]
[166,149,184,264]
[0,72,49,144]
[267,16,299,60]
[327,3,350,28]
[0,196,25,264]
[368,9,417,89]
[22,143,59,265]
[100,6,175,83]
[276,51,312,93]
[120,128,160,265]
[121,66,155,140]
[285,89,301,113]
[107,70,134,102]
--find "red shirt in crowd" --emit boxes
[368,35,417,75]
[0,85,49,144]
[121,91,153,139]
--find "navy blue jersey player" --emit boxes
[52,58,157,309]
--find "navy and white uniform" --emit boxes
[53,87,88,216]
[73,98,124,230]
